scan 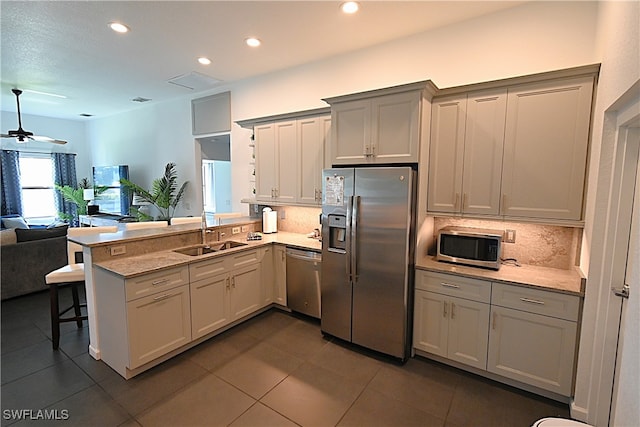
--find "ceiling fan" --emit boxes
[1,88,67,145]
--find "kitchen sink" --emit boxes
[173,241,248,256]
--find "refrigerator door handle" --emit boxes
[351,195,360,282]
[346,195,354,282]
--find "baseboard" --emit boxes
[570,401,589,423]
[89,345,101,360]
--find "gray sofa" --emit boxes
[1,228,68,300]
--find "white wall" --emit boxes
[84,1,599,218]
[573,0,640,424]
[0,111,92,179]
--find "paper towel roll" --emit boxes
[262,208,278,234]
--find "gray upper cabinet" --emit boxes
[192,92,231,135]
[323,81,436,165]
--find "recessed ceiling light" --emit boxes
[109,22,130,33]
[341,1,359,14]
[245,37,261,47]
[198,57,211,65]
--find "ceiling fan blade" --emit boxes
[30,135,68,145]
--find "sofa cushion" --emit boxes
[0,229,17,245]
[2,216,29,230]
[15,225,69,242]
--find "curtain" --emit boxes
[52,152,78,224]
[0,150,23,216]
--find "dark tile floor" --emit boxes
[1,289,570,426]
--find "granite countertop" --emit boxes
[94,231,321,279]
[416,255,585,296]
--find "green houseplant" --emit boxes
[120,162,188,221]
[55,178,107,222]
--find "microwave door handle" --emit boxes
[346,196,353,282]
[351,196,360,282]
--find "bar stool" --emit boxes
[44,226,118,350]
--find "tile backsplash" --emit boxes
[432,217,582,270]
[271,206,322,234]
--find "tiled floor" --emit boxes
[1,289,571,426]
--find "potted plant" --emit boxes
[55,178,107,223]
[120,162,188,221]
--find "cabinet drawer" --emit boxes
[189,256,228,283]
[126,267,189,302]
[228,249,260,269]
[416,270,491,303]
[491,283,580,321]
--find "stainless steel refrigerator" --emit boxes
[321,166,416,360]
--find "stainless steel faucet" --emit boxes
[201,210,210,248]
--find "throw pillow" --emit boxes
[2,216,29,230]
[0,229,17,245]
[15,225,69,242]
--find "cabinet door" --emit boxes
[298,116,325,205]
[427,96,466,213]
[190,273,230,340]
[462,90,507,215]
[331,99,370,165]
[230,263,263,320]
[447,296,490,370]
[127,284,191,369]
[273,245,287,306]
[371,91,420,163]
[413,290,448,357]
[488,306,577,396]
[275,120,297,203]
[501,76,594,220]
[255,123,277,201]
[260,247,274,306]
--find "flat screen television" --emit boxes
[92,165,130,215]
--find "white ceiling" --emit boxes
[1,1,523,121]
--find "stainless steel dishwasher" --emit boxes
[286,247,322,318]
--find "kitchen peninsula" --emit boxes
[70,220,320,379]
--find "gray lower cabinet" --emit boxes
[487,283,580,396]
[414,270,581,398]
[95,248,270,379]
[413,271,491,370]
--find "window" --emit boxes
[19,153,57,223]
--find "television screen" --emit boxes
[93,165,130,215]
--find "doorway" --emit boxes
[198,134,232,216]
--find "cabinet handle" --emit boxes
[152,278,170,286]
[492,311,497,329]
[443,301,448,318]
[371,144,376,156]
[520,297,545,305]
[153,293,172,301]
[226,278,230,290]
[440,282,460,289]
[451,302,456,319]
[231,277,236,288]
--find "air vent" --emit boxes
[168,71,221,90]
[131,97,151,103]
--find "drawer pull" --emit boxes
[451,302,456,319]
[443,301,448,318]
[441,282,460,289]
[520,297,545,305]
[152,278,170,286]
[153,293,172,301]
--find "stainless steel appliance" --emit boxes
[436,226,503,270]
[286,248,321,318]
[321,166,416,360]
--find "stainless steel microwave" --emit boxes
[436,226,503,270]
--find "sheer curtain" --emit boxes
[52,152,78,224]
[0,150,23,216]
